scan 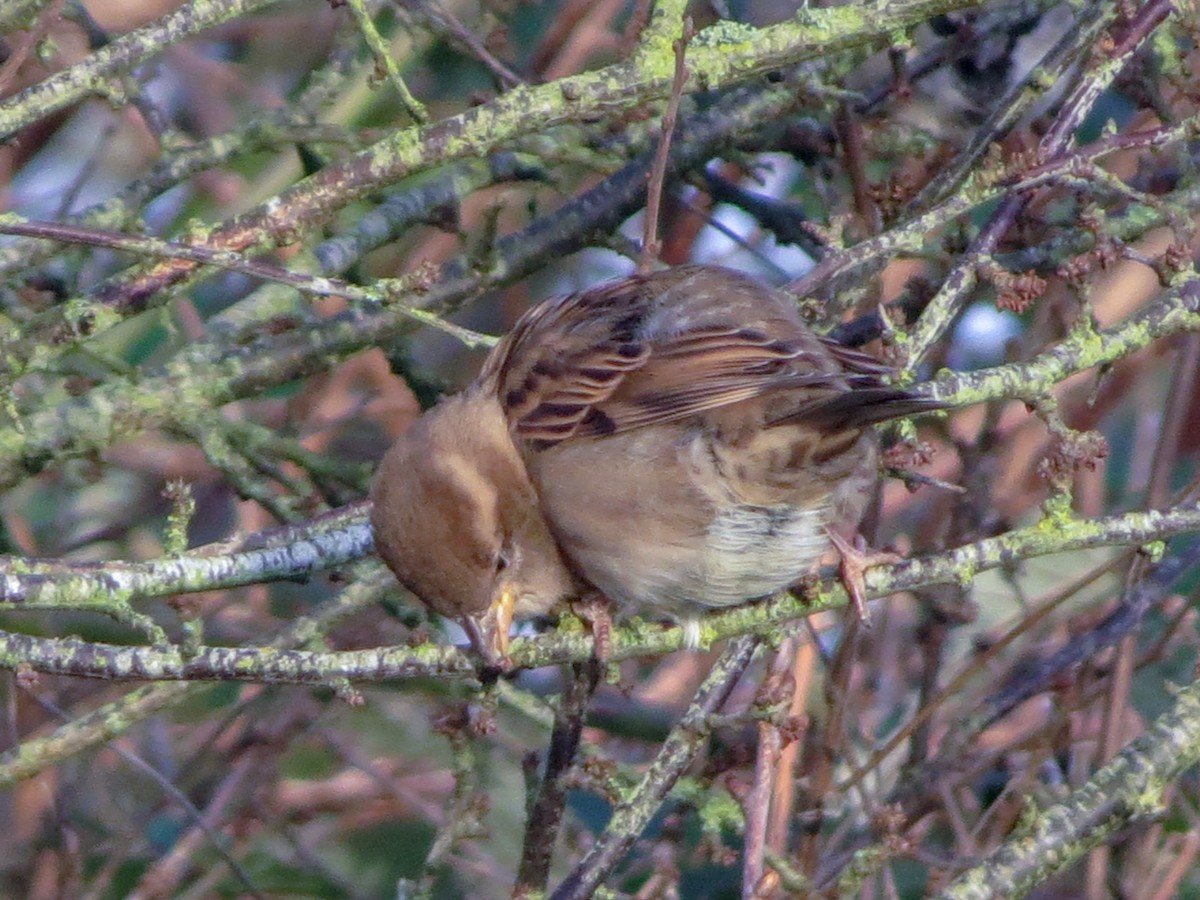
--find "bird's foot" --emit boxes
[825,530,901,624]
[571,594,616,663]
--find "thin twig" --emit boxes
[0,218,497,350]
[345,0,429,121]
[23,688,264,898]
[766,638,812,856]
[514,659,601,896]
[640,16,693,272]
[933,670,1200,899]
[743,647,795,898]
[904,0,1175,372]
[419,0,524,89]
[1086,332,1200,896]
[0,0,68,94]
[550,635,761,899]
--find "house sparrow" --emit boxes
[371,265,941,662]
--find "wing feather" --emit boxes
[476,266,926,447]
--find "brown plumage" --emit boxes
[371,265,941,661]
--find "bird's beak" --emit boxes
[460,586,517,667]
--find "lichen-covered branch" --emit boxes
[1,1,1196,893]
[96,0,975,312]
[928,277,1200,406]
[0,503,1196,683]
[0,0,281,138]
[0,565,393,788]
[904,0,1175,368]
[550,635,761,900]
[0,76,811,488]
[0,514,372,612]
[934,671,1200,899]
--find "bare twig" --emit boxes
[550,635,761,899]
[743,646,797,898]
[640,16,693,273]
[0,0,68,94]
[417,0,524,89]
[934,671,1200,899]
[514,659,601,896]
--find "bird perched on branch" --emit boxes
[371,265,942,664]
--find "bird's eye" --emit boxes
[494,551,511,573]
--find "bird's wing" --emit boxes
[478,267,914,447]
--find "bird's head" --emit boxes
[370,391,577,664]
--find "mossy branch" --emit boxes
[0,565,393,788]
[93,0,977,311]
[0,0,281,138]
[0,507,372,613]
[0,502,1195,684]
[935,671,1200,899]
[550,635,761,900]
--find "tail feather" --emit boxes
[772,387,945,431]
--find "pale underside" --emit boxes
[530,420,879,630]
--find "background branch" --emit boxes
[1,1,1198,896]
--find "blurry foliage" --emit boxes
[0,0,1199,898]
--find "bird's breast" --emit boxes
[691,502,829,608]
[530,425,844,616]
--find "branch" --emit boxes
[0,75,812,489]
[928,277,1200,406]
[514,660,602,895]
[0,0,280,138]
[549,635,761,899]
[90,0,977,313]
[1,504,1198,683]
[934,671,1200,899]
[0,507,372,612]
[905,0,1176,370]
[0,564,392,787]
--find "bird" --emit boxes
[370,265,942,664]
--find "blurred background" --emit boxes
[1,0,1199,897]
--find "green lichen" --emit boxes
[164,481,196,557]
[1038,493,1077,531]
[696,787,745,836]
[691,20,761,50]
